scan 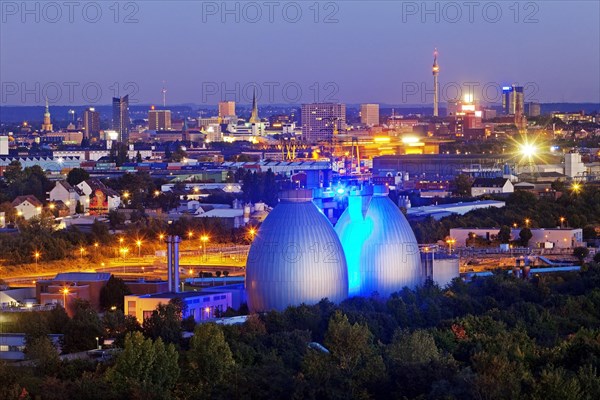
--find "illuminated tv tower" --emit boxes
[432,48,440,117]
[161,81,167,107]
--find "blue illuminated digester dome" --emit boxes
[335,185,424,297]
[246,189,348,312]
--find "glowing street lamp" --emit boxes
[560,217,566,228]
[201,235,209,259]
[571,182,582,194]
[524,218,531,228]
[33,251,41,268]
[446,238,456,254]
[62,287,69,308]
[94,242,99,254]
[188,231,194,239]
[158,233,165,241]
[248,227,256,240]
[136,239,142,257]
[154,190,161,197]
[79,246,85,259]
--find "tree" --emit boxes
[453,174,473,197]
[3,160,23,185]
[99,276,131,311]
[106,332,179,397]
[594,252,600,264]
[497,225,512,244]
[388,329,440,365]
[136,151,142,163]
[187,323,235,389]
[573,247,590,265]
[63,299,103,352]
[142,299,184,344]
[66,168,89,186]
[25,336,60,376]
[519,228,533,247]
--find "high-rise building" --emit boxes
[432,49,440,117]
[112,95,130,143]
[41,98,53,132]
[446,99,461,116]
[528,102,541,117]
[360,104,379,126]
[502,85,525,115]
[301,103,346,142]
[83,107,100,139]
[148,108,172,131]
[218,101,236,118]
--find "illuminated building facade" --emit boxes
[502,85,524,115]
[301,103,346,142]
[112,95,130,143]
[218,101,236,118]
[148,108,172,131]
[360,104,380,126]
[83,107,100,139]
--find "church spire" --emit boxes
[249,89,259,124]
[42,97,53,132]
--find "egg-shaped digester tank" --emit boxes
[246,189,348,312]
[335,185,424,298]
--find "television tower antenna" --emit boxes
[161,81,167,108]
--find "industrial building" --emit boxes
[246,187,459,312]
[335,185,423,297]
[449,228,584,249]
[245,190,349,312]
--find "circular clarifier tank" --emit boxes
[335,185,424,297]
[246,190,348,312]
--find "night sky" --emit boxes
[1,1,599,105]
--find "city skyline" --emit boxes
[1,1,599,106]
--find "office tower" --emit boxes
[528,102,541,117]
[218,101,236,118]
[301,103,346,142]
[148,108,172,131]
[360,104,379,126]
[432,49,440,117]
[446,99,461,116]
[41,98,53,132]
[83,107,100,139]
[502,85,524,115]
[112,95,130,143]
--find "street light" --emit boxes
[95,336,99,349]
[446,238,456,254]
[79,246,85,259]
[524,218,531,228]
[560,217,566,228]
[571,182,582,194]
[62,287,69,308]
[136,239,142,257]
[188,231,194,239]
[33,251,40,268]
[94,242,99,254]
[158,233,165,241]
[201,235,209,260]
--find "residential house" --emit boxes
[48,180,83,214]
[471,178,514,197]
[11,195,43,220]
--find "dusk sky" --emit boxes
[2,1,599,106]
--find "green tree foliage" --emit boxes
[574,246,590,264]
[25,336,60,376]
[497,225,512,244]
[388,329,440,365]
[99,276,131,311]
[106,332,179,397]
[519,227,533,247]
[63,299,103,353]
[452,174,473,196]
[186,323,235,390]
[66,168,89,186]
[142,298,184,344]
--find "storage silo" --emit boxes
[246,189,348,312]
[335,185,424,297]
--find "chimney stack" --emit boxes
[166,236,182,292]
